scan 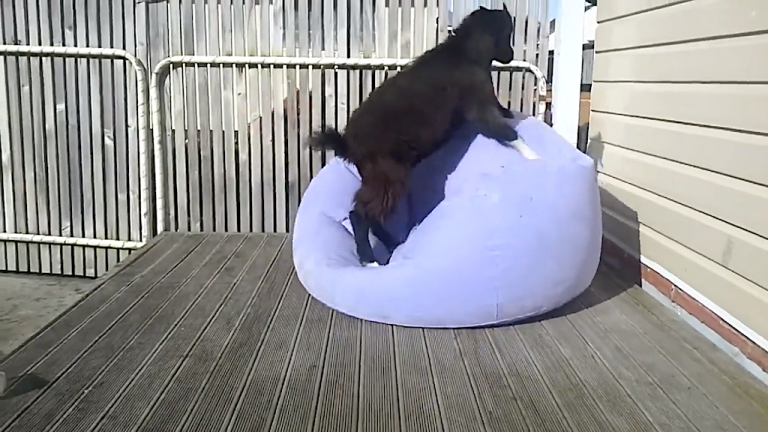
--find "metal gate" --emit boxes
[0,52,545,277]
[0,45,152,277]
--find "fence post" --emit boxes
[550,0,584,145]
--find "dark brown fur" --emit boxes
[307,6,518,265]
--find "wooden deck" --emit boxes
[1,232,767,431]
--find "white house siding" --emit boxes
[589,0,768,341]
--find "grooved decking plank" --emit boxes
[515,321,613,432]
[583,283,743,432]
[226,274,309,431]
[269,296,334,432]
[539,306,658,431]
[180,240,296,432]
[393,327,441,432]
[182,239,297,432]
[423,329,485,432]
[3,238,768,432]
[357,321,401,432]
[0,234,175,384]
[592,276,762,431]
[567,297,699,432]
[313,311,362,432]
[90,234,268,432]
[454,329,529,431]
[486,328,572,432]
[623,283,768,411]
[0,234,203,429]
[134,235,286,432]
[50,234,246,432]
[6,234,228,432]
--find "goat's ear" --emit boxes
[503,3,509,12]
[479,5,488,10]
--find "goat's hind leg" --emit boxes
[353,159,408,266]
[349,211,397,267]
[349,209,378,267]
[369,219,399,252]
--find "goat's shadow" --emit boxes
[0,372,49,400]
[404,123,483,227]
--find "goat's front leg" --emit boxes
[465,72,519,143]
[466,97,519,144]
[497,100,515,119]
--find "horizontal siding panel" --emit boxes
[596,144,768,239]
[603,212,768,342]
[591,82,768,135]
[589,112,768,187]
[599,176,768,289]
[593,33,768,83]
[597,0,689,23]
[595,0,768,52]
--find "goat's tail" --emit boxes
[307,127,348,159]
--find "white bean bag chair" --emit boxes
[292,114,602,328]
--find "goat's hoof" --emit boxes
[363,261,380,268]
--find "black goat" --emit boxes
[307,5,518,266]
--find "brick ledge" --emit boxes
[601,237,768,374]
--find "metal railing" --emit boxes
[0,45,152,250]
[151,55,547,233]
[0,50,547,254]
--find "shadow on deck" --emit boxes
[1,232,767,431]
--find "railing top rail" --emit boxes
[152,55,547,99]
